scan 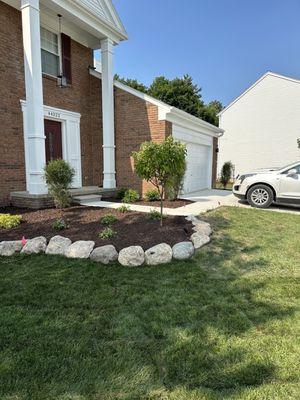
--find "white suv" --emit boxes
[233,161,300,208]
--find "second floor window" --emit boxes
[41,27,60,77]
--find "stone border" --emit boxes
[0,215,212,266]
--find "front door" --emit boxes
[44,119,62,163]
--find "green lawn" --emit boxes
[0,207,299,400]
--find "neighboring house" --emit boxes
[0,0,223,207]
[218,72,300,177]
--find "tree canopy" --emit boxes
[132,137,186,225]
[114,74,223,126]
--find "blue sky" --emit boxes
[109,0,300,106]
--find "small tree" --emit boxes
[220,161,234,189]
[133,137,186,226]
[44,159,75,208]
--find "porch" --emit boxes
[10,186,117,209]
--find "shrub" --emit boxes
[122,189,139,203]
[52,218,68,231]
[0,214,22,229]
[117,204,131,213]
[116,187,127,200]
[220,161,234,189]
[145,189,160,202]
[133,136,186,225]
[148,209,166,221]
[165,166,186,201]
[98,227,117,239]
[44,159,75,208]
[100,214,117,225]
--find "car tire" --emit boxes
[247,184,274,208]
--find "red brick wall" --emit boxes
[0,1,26,205]
[114,86,172,195]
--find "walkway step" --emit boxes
[73,194,102,205]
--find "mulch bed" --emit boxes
[0,206,193,251]
[105,198,193,208]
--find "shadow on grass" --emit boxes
[0,210,298,399]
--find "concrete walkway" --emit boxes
[81,188,300,216]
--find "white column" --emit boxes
[21,0,47,194]
[101,38,116,189]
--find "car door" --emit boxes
[278,164,300,202]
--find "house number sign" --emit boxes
[47,111,61,119]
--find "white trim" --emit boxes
[218,71,300,116]
[90,69,224,138]
[101,38,116,189]
[21,100,82,189]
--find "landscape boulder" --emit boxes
[65,240,95,259]
[118,246,144,267]
[145,243,172,265]
[191,232,210,249]
[0,240,23,256]
[46,235,72,256]
[172,241,194,260]
[90,245,118,264]
[193,221,212,236]
[21,236,47,254]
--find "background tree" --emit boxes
[114,74,148,93]
[199,100,223,126]
[133,137,186,226]
[148,75,204,117]
[114,74,222,126]
[220,161,234,189]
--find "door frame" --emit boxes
[21,101,82,189]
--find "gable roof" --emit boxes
[218,71,300,116]
[90,69,224,137]
[73,0,127,39]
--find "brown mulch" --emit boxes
[105,198,193,208]
[0,206,193,251]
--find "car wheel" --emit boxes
[247,184,274,208]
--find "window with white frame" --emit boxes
[40,27,60,77]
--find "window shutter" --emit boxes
[61,33,72,84]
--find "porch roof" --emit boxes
[4,0,128,47]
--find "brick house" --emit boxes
[0,0,223,208]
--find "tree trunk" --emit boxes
[160,189,164,227]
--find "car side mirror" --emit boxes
[287,168,297,177]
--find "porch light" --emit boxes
[57,74,68,88]
[56,14,68,88]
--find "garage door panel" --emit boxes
[182,143,210,193]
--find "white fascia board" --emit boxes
[163,107,224,137]
[90,69,223,138]
[218,71,300,116]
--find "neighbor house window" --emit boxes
[41,27,60,77]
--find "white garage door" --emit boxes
[182,142,211,193]
[173,125,213,194]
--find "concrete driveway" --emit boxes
[180,189,300,215]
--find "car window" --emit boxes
[282,164,300,174]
